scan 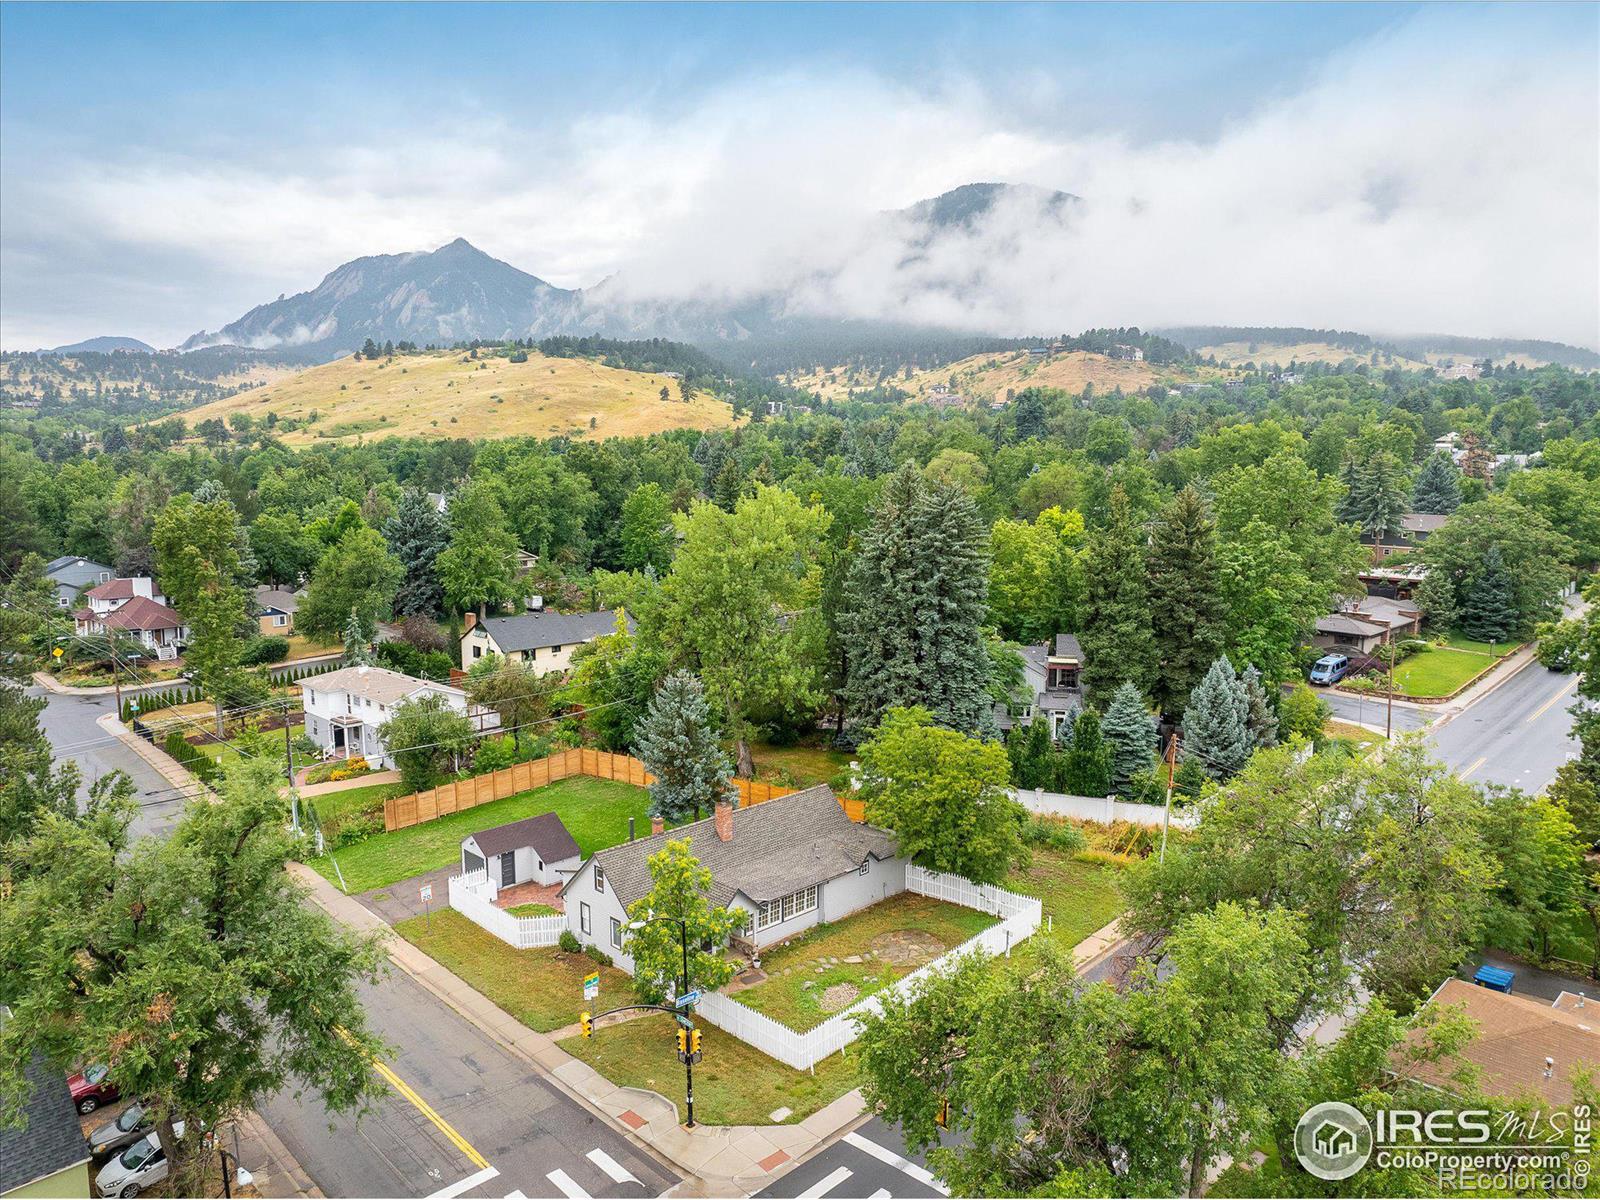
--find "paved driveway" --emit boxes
[358,865,459,926]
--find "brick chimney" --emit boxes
[463,612,476,632]
[651,815,665,836]
[714,797,734,842]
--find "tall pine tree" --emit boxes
[1459,545,1518,643]
[1058,706,1112,796]
[1412,451,1463,515]
[1183,655,1253,779]
[1240,665,1279,750]
[1101,681,1157,795]
[843,463,991,733]
[1145,486,1225,718]
[632,671,735,824]
[1081,484,1154,700]
[384,487,448,618]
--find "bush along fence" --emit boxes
[383,747,862,832]
[449,869,567,949]
[692,865,1043,1072]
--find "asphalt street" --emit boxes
[32,682,194,839]
[1426,658,1580,793]
[259,967,678,1200]
[1318,687,1432,735]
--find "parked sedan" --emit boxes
[94,1121,184,1199]
[88,1102,149,1160]
[67,1064,119,1114]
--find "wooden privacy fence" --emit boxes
[382,747,861,832]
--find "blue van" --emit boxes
[1308,653,1350,685]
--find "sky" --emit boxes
[2,1,1597,350]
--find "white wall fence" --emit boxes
[693,865,1043,1071]
[1013,787,1199,831]
[448,870,568,950]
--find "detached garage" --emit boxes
[461,812,582,898]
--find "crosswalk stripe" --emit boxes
[426,1166,500,1199]
[586,1148,640,1185]
[547,1169,592,1199]
[844,1131,950,1196]
[869,1191,891,1198]
[504,1192,527,1199]
[799,1167,854,1198]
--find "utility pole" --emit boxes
[1385,627,1395,740]
[284,699,300,833]
[1160,732,1179,863]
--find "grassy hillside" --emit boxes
[1195,341,1431,370]
[786,348,1206,405]
[176,350,740,444]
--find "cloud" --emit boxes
[2,6,1595,349]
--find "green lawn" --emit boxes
[507,902,559,917]
[1437,629,1520,656]
[1003,849,1126,960]
[733,893,996,1030]
[310,776,651,893]
[559,1012,860,1126]
[1390,646,1498,698]
[394,910,628,1032]
[745,740,852,788]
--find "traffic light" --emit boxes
[689,1028,702,1056]
[580,1011,592,1038]
[676,1027,689,1055]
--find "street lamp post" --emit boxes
[628,911,696,1127]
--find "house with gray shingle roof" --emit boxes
[462,811,582,894]
[43,555,114,609]
[1,1051,92,1197]
[460,608,629,675]
[557,785,905,971]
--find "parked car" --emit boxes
[89,1102,150,1160]
[1308,653,1351,685]
[67,1064,119,1114]
[95,1121,184,1199]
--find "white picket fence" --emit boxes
[693,865,1043,1071]
[448,870,568,950]
[1013,787,1198,830]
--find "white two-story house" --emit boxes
[460,609,628,675]
[298,664,498,769]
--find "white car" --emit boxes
[94,1120,184,1198]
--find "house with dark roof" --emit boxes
[460,609,628,675]
[73,588,190,655]
[996,632,1086,738]
[1314,594,1423,655]
[43,556,113,610]
[1,1052,92,1198]
[254,585,301,636]
[558,785,904,971]
[461,812,582,895]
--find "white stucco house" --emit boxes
[298,664,498,769]
[558,785,905,973]
[460,609,627,675]
[461,812,583,897]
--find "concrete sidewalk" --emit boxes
[288,861,864,1193]
[297,768,401,797]
[94,711,207,797]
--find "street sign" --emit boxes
[51,646,63,658]
[583,971,600,1001]
[419,883,433,903]
[674,990,702,1008]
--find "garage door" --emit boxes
[463,850,485,877]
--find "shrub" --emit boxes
[327,809,385,851]
[241,635,290,665]
[1022,814,1088,854]
[559,930,582,954]
[327,756,371,782]
[163,731,218,783]
[583,944,613,968]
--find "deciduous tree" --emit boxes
[624,840,747,1003]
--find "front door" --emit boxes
[500,853,516,888]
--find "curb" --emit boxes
[94,712,208,796]
[236,1108,325,1198]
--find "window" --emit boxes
[580,902,591,934]
[594,862,605,892]
[755,884,819,930]
[551,644,563,654]
[610,918,623,949]
[858,859,870,877]
[272,614,287,627]
[473,645,483,659]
